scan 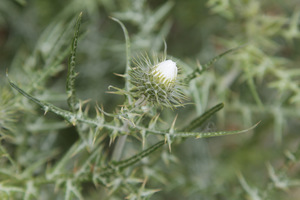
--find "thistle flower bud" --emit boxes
[129,55,186,108]
[152,60,177,86]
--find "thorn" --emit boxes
[70,116,76,126]
[109,133,117,146]
[109,138,113,146]
[170,114,178,134]
[196,59,202,70]
[108,85,113,90]
[78,101,83,114]
[82,99,91,105]
[95,106,101,117]
[149,114,160,129]
[44,107,49,115]
[113,73,126,77]
[84,104,90,115]
[166,134,172,152]
[142,176,148,188]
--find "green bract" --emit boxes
[129,54,186,108]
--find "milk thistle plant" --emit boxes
[2,11,260,200]
[1,0,300,199]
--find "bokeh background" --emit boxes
[1,0,300,199]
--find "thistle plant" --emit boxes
[1,9,259,199]
[1,0,299,199]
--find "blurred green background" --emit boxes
[1,0,300,199]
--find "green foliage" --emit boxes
[1,0,300,199]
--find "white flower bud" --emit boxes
[152,60,177,85]
[129,54,185,108]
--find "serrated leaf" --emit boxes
[144,121,260,138]
[184,46,243,83]
[7,79,118,132]
[106,104,227,171]
[181,103,224,132]
[109,140,165,171]
[194,123,258,138]
[110,17,132,104]
[66,12,82,112]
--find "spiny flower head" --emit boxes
[129,54,186,108]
